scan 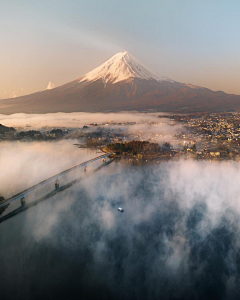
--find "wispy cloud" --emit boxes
[46,82,55,90]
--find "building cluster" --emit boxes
[169,112,240,160]
[3,113,240,161]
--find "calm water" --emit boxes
[1,156,240,300]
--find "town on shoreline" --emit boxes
[1,112,240,162]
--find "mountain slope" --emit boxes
[0,51,240,114]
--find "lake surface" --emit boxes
[1,142,240,300]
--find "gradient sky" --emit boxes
[1,0,240,99]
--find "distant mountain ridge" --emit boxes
[0,51,240,114]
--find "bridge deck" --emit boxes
[0,152,114,209]
[0,158,115,224]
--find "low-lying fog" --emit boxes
[0,112,185,147]
[0,112,172,128]
[1,113,240,300]
[0,140,99,198]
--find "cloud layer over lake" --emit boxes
[1,147,240,299]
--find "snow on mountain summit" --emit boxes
[79,51,173,85]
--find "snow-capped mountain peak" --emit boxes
[0,50,238,115]
[79,51,173,85]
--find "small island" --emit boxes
[0,124,16,135]
[107,141,173,161]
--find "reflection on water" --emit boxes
[1,160,240,300]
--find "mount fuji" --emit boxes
[1,51,240,114]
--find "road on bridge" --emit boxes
[0,152,114,211]
[0,157,115,224]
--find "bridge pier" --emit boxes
[21,197,25,207]
[55,179,59,190]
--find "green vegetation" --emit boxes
[107,141,161,155]
[87,137,108,146]
[18,130,43,139]
[0,124,16,134]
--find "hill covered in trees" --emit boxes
[0,124,16,134]
[107,141,161,156]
